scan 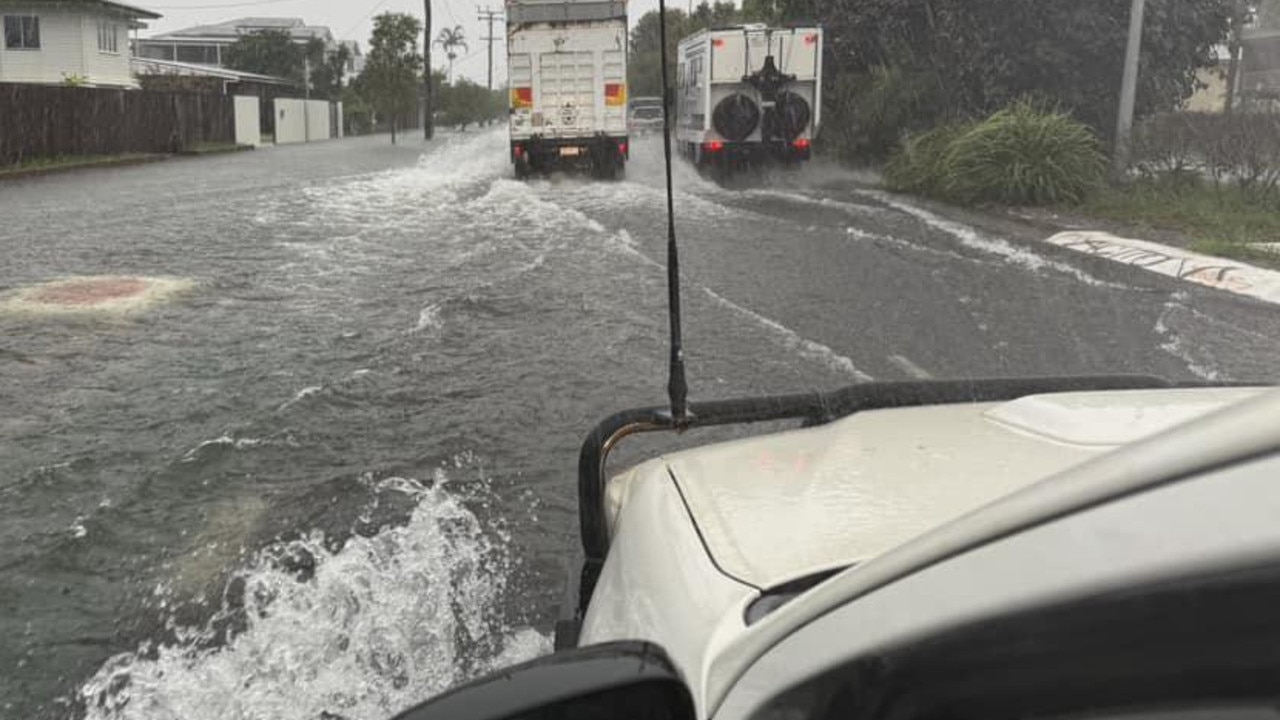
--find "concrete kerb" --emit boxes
[1046,231,1280,306]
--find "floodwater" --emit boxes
[2,130,1276,720]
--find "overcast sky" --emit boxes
[138,0,696,86]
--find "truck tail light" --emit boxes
[605,82,627,107]
[793,138,811,150]
[704,141,724,153]
[618,141,628,156]
[512,87,533,108]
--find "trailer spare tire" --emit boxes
[764,91,812,141]
[712,94,761,142]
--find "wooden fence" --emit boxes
[0,84,235,165]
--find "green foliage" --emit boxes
[360,12,424,142]
[224,29,304,86]
[943,100,1107,205]
[628,2,737,97]
[1134,111,1280,204]
[306,38,350,100]
[770,0,1230,156]
[438,78,502,129]
[883,122,973,195]
[1082,174,1280,269]
[60,72,88,87]
[884,101,1106,206]
[821,66,946,165]
[224,30,349,98]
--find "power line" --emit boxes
[339,0,392,39]
[476,5,502,91]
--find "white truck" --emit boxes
[676,24,822,172]
[506,0,629,179]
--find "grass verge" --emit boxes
[0,153,162,176]
[1080,178,1280,270]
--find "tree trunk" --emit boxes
[392,115,398,144]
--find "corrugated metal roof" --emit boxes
[130,56,293,84]
[0,0,162,20]
[148,16,332,42]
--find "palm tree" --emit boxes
[434,25,468,83]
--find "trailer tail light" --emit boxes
[704,141,724,153]
[514,144,526,159]
[605,82,627,106]
[512,87,533,109]
[804,33,818,45]
[618,141,628,156]
[793,138,811,150]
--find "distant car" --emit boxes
[628,97,665,135]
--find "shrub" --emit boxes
[819,66,945,165]
[943,99,1106,205]
[1132,112,1280,206]
[883,122,972,195]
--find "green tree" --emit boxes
[628,2,739,97]
[438,77,499,129]
[767,0,1230,158]
[224,29,304,86]
[628,8,690,98]
[305,38,351,101]
[361,12,424,144]
[435,25,468,83]
[740,0,783,24]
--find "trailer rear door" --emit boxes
[537,51,595,134]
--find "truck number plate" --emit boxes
[560,147,582,157]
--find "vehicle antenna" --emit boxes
[657,0,690,425]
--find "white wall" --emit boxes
[78,13,133,88]
[0,5,135,87]
[234,95,261,147]
[274,98,308,144]
[334,101,344,138]
[304,99,331,141]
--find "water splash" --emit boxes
[79,477,549,720]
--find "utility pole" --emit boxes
[477,6,503,92]
[424,0,434,139]
[1224,0,1248,114]
[1112,0,1146,181]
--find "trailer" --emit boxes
[676,24,822,173]
[506,0,629,179]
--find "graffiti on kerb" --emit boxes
[1049,232,1252,294]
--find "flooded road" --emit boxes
[2,131,1277,720]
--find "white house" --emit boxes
[0,0,160,87]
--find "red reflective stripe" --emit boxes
[605,83,623,97]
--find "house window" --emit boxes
[98,21,119,54]
[3,15,40,50]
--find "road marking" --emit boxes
[701,287,874,381]
[1047,231,1280,305]
[888,354,933,379]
